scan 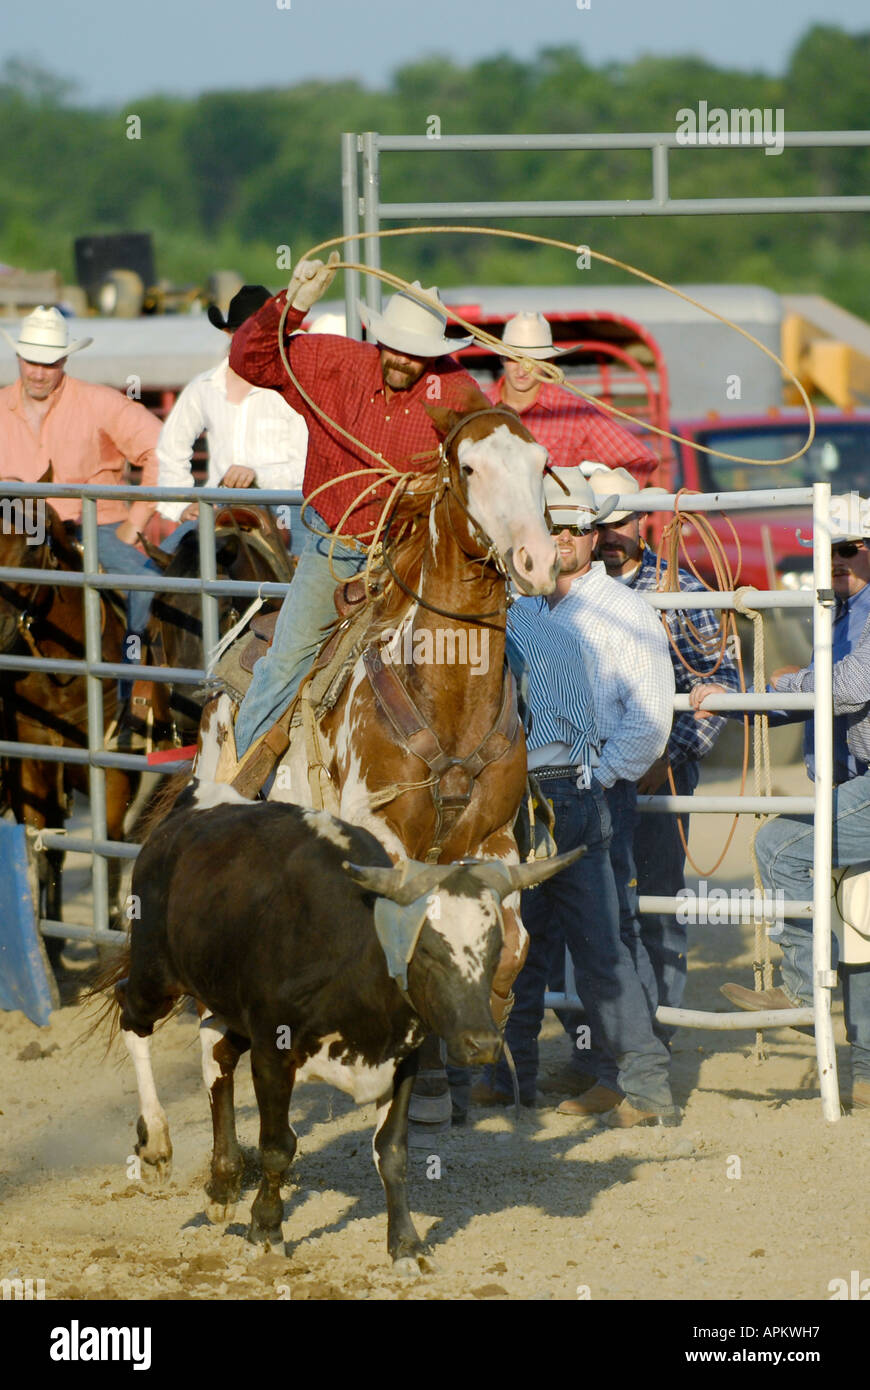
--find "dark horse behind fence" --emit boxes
[139,506,296,747]
[0,486,139,964]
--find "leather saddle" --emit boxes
[238,576,373,675]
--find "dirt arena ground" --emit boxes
[1,759,868,1303]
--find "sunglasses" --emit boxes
[832,542,867,559]
[549,522,591,537]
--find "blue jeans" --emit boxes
[489,778,674,1112]
[234,511,364,755]
[755,769,870,1082]
[634,759,701,1038]
[94,524,160,638]
[158,519,197,555]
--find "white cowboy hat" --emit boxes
[1,305,93,363]
[544,466,615,530]
[500,312,570,361]
[357,283,472,358]
[586,464,669,522]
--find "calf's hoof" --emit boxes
[135,1114,172,1179]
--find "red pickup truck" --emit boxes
[669,408,870,594]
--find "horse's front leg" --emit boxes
[373,1051,429,1274]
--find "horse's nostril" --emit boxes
[523,551,533,573]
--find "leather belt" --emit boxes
[533,765,578,781]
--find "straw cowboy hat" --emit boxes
[357,283,473,358]
[1,305,93,363]
[585,464,669,522]
[544,466,617,530]
[500,312,570,360]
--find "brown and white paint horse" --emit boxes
[197,392,559,1004]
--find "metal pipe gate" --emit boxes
[0,476,849,1119]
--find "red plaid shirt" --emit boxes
[230,292,481,538]
[486,378,658,481]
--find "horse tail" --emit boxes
[126,769,192,846]
[79,940,132,1054]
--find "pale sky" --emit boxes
[2,0,868,106]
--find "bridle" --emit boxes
[378,406,536,628]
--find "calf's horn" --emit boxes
[471,843,587,898]
[342,859,450,906]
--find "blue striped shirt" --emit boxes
[506,597,599,781]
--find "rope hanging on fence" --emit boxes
[733,586,775,1061]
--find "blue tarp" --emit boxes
[0,822,58,1026]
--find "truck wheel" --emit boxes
[206,270,243,315]
[97,268,145,318]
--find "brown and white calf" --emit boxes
[111,780,578,1272]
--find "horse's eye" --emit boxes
[462,464,474,477]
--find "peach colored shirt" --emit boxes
[0,375,160,530]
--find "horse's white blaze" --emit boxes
[123,1029,170,1156]
[434,888,502,984]
[297,1031,410,1104]
[191,780,250,812]
[301,809,353,851]
[458,428,556,593]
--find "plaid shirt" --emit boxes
[486,379,658,480]
[627,546,740,767]
[230,293,481,537]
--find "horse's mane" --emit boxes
[371,471,442,622]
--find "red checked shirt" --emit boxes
[229,292,481,539]
[485,378,658,481]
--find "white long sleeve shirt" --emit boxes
[548,561,675,787]
[156,357,308,521]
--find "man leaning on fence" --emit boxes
[0,307,161,642]
[693,517,870,1112]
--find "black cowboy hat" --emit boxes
[207,284,272,332]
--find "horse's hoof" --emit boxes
[247,1224,285,1255]
[207,1201,235,1224]
[392,1256,424,1280]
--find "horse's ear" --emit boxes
[46,508,82,569]
[38,462,54,485]
[425,404,462,439]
